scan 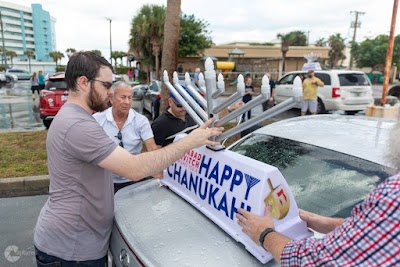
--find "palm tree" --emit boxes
[161,0,181,110]
[24,50,35,72]
[49,51,64,69]
[6,50,17,65]
[65,48,77,58]
[328,34,346,68]
[110,51,120,67]
[277,31,307,73]
[91,49,102,57]
[129,5,166,81]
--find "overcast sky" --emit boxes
[16,0,400,63]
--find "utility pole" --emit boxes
[0,11,7,67]
[105,17,112,66]
[349,11,365,69]
[382,0,398,105]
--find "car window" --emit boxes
[314,73,331,85]
[150,82,160,92]
[339,73,370,86]
[46,80,67,90]
[277,73,297,85]
[230,134,391,218]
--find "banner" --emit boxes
[161,135,312,264]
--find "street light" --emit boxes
[105,17,112,66]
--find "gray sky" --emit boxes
[16,0,399,62]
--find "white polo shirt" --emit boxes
[93,107,154,183]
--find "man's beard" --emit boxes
[87,83,109,112]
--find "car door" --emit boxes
[143,81,160,112]
[275,72,300,103]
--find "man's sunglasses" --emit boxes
[91,79,113,89]
[115,131,124,148]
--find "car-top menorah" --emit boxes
[163,57,304,150]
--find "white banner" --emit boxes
[161,135,312,264]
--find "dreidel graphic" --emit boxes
[264,178,290,220]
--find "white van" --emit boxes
[275,70,374,114]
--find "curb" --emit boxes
[0,175,49,198]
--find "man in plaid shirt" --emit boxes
[237,123,400,266]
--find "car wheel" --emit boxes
[5,76,11,83]
[388,85,400,100]
[43,119,52,129]
[317,98,326,114]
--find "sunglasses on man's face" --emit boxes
[91,79,113,90]
[115,131,124,148]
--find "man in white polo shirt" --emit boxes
[93,81,158,193]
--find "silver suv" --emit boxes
[275,70,374,114]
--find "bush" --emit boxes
[56,66,66,72]
[0,65,7,71]
[115,66,129,75]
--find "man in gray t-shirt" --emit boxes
[34,51,223,266]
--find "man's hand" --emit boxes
[299,209,344,234]
[184,117,224,148]
[237,205,275,245]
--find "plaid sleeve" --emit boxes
[280,175,400,267]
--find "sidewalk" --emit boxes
[0,175,49,198]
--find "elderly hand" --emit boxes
[236,205,275,245]
[185,117,224,148]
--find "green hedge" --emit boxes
[115,66,129,75]
[56,66,66,72]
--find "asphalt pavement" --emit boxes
[0,194,48,267]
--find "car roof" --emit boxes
[48,73,65,80]
[114,115,395,266]
[285,70,366,75]
[250,115,395,167]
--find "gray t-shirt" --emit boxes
[34,103,118,261]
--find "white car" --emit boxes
[110,115,394,267]
[275,70,374,114]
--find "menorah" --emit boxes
[163,57,304,150]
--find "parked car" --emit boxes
[132,84,148,100]
[5,69,31,80]
[0,72,7,83]
[39,73,67,129]
[1,72,18,82]
[142,80,162,120]
[110,115,394,267]
[275,70,374,114]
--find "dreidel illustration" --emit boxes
[264,178,290,220]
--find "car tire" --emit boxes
[5,76,11,83]
[388,85,400,100]
[43,119,52,129]
[317,98,326,114]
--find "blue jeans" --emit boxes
[35,247,107,267]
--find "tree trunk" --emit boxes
[160,0,181,113]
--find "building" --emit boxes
[180,42,330,81]
[0,1,56,64]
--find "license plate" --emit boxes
[352,92,364,97]
[61,95,68,101]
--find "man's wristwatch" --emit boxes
[259,227,275,249]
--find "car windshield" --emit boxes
[46,80,67,90]
[230,134,391,218]
[339,73,370,86]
